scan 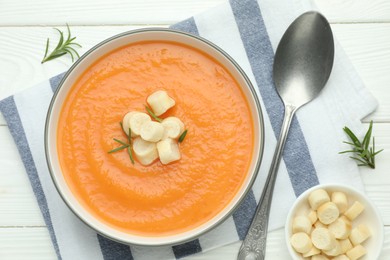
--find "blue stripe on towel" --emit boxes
[172,239,202,259]
[49,72,66,93]
[97,234,134,260]
[232,190,257,240]
[229,0,319,196]
[0,96,62,260]
[170,17,199,35]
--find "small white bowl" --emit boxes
[285,184,384,259]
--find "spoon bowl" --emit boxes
[238,11,334,260]
[273,11,334,108]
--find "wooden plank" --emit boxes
[0,227,389,259]
[0,127,45,226]
[0,227,56,260]
[314,0,390,23]
[331,24,390,122]
[0,26,146,103]
[0,0,225,26]
[0,24,389,125]
[360,122,390,180]
[359,122,390,224]
[1,0,389,25]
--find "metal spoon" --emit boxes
[237,11,334,260]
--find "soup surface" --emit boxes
[58,40,254,236]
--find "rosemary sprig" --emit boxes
[145,105,162,122]
[178,129,188,143]
[339,120,383,169]
[108,123,134,164]
[108,138,129,153]
[127,128,135,164]
[41,24,81,64]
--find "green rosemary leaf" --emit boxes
[43,52,67,62]
[362,120,373,151]
[342,141,356,146]
[340,120,383,169]
[145,105,162,122]
[127,146,135,164]
[113,138,128,146]
[68,46,80,58]
[41,24,81,64]
[66,23,71,42]
[53,28,64,50]
[65,48,75,62]
[44,38,49,58]
[339,150,356,154]
[343,126,361,147]
[108,123,135,165]
[108,145,129,153]
[127,128,135,164]
[70,42,82,48]
[349,156,368,165]
[360,149,368,157]
[373,149,384,156]
[68,47,80,61]
[178,129,188,143]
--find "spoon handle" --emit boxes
[237,104,297,260]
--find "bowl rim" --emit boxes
[285,183,384,259]
[44,27,265,246]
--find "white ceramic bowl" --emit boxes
[45,28,264,246]
[285,183,384,259]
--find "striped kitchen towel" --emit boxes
[0,0,378,259]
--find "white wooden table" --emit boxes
[1,0,389,259]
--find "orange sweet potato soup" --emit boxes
[58,40,255,236]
